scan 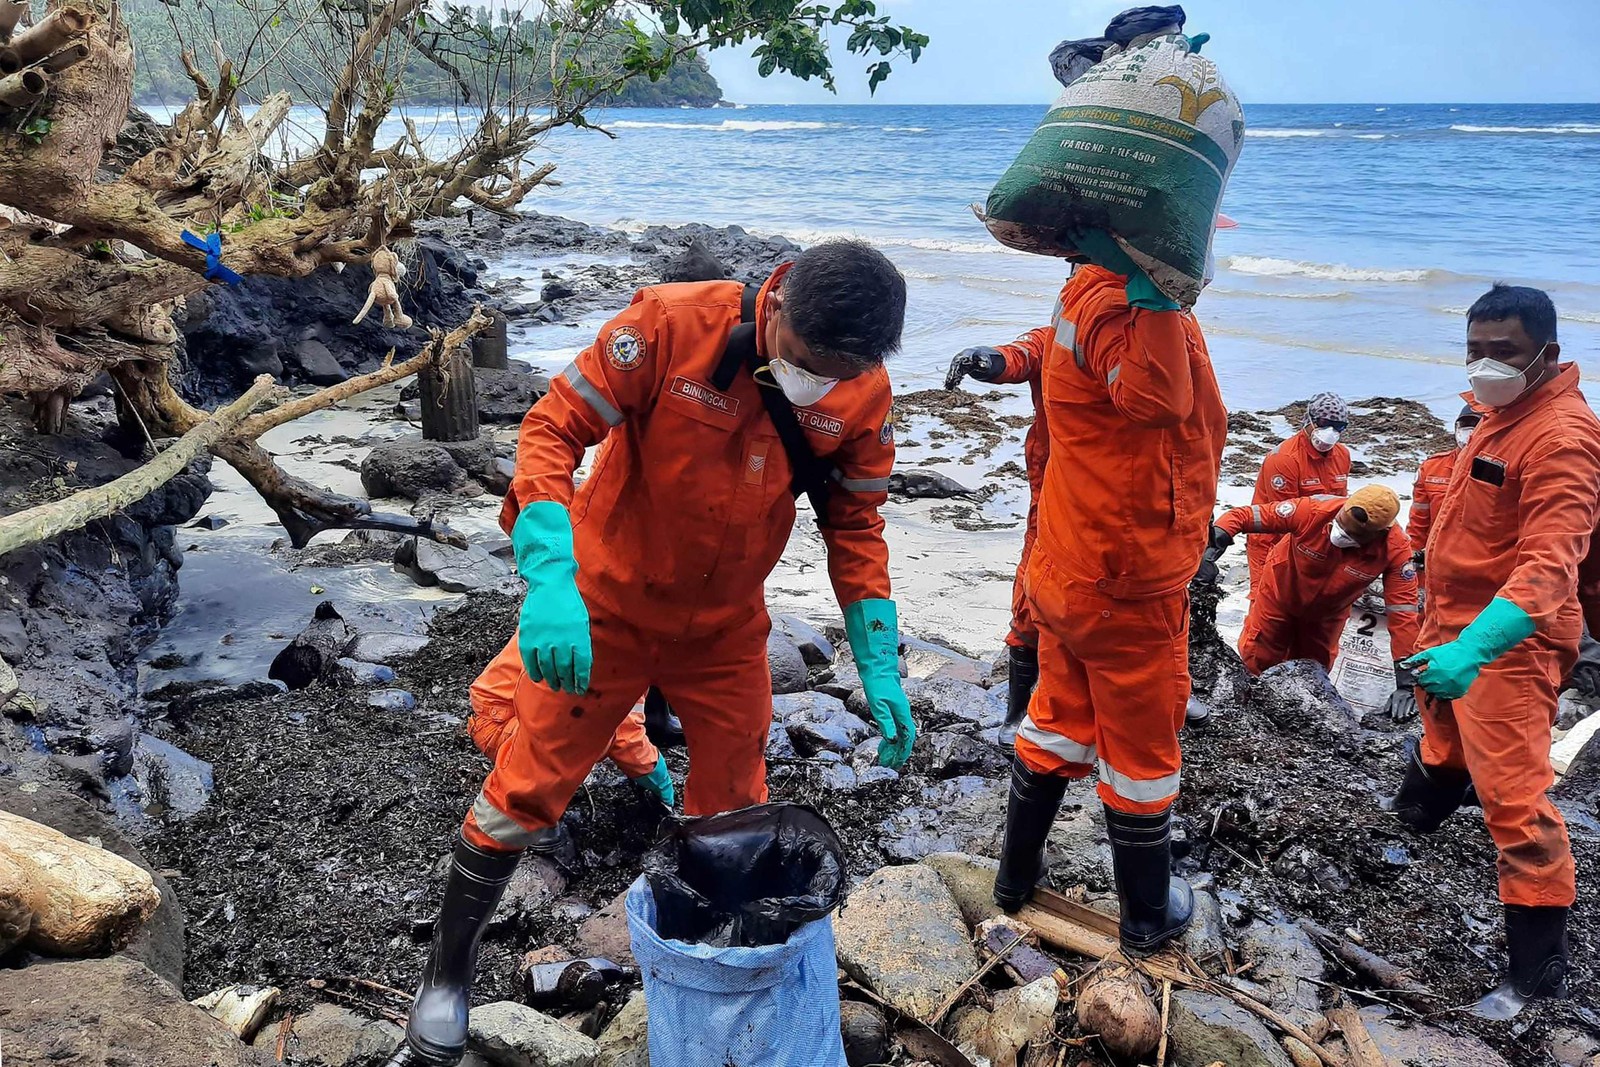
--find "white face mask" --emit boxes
[1329,521,1361,550]
[1456,426,1474,449]
[766,358,838,407]
[1468,345,1550,408]
[1309,426,1341,453]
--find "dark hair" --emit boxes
[781,240,907,368]
[1467,284,1558,346]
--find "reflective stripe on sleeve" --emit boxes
[561,363,623,427]
[1098,761,1181,805]
[1250,505,1265,531]
[1016,718,1096,766]
[1387,604,1420,614]
[831,469,890,493]
[1106,363,1122,385]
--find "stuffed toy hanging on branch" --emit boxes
[352,246,412,330]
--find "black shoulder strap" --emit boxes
[710,284,833,522]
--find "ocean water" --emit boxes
[516,102,1600,418]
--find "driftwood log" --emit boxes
[0,808,161,954]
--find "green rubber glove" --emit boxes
[1402,597,1534,700]
[1067,227,1181,311]
[634,754,675,808]
[510,501,592,694]
[844,599,916,769]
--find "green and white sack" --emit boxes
[979,33,1244,308]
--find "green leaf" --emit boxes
[867,59,889,93]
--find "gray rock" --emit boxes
[765,720,797,760]
[786,709,873,758]
[1360,1006,1512,1067]
[132,733,214,819]
[815,658,863,700]
[839,1000,891,1067]
[333,658,398,687]
[834,864,979,1022]
[269,600,356,689]
[657,237,730,283]
[574,889,634,969]
[1239,920,1326,1015]
[773,691,847,722]
[905,675,1005,730]
[283,1003,403,1066]
[361,440,468,500]
[1182,888,1227,967]
[888,470,973,499]
[822,763,859,791]
[0,956,260,1067]
[858,766,900,788]
[901,636,985,685]
[350,628,431,665]
[473,367,552,424]
[496,856,569,930]
[922,852,1002,928]
[775,614,835,666]
[1167,990,1293,1067]
[880,775,1008,862]
[1256,659,1362,732]
[367,689,418,713]
[1045,781,1115,890]
[928,731,1008,780]
[290,338,349,385]
[395,539,516,595]
[467,1001,600,1067]
[767,629,808,695]
[1548,1026,1600,1067]
[596,990,648,1067]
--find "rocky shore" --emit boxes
[2,211,1597,1067]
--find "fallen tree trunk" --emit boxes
[0,374,276,559]
[0,808,162,954]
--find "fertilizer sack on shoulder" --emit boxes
[979,32,1245,308]
[641,801,845,948]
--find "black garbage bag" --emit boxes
[641,802,846,948]
[1049,4,1187,87]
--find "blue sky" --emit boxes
[706,0,1600,105]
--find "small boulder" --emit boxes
[574,889,634,969]
[785,701,873,758]
[839,1001,891,1067]
[879,775,1007,862]
[349,627,431,665]
[905,675,1005,730]
[1239,920,1326,1015]
[774,614,835,666]
[131,733,214,819]
[1167,990,1294,1067]
[1359,1006,1512,1067]
[191,984,279,1043]
[289,339,348,385]
[361,440,468,500]
[834,864,978,1022]
[767,629,808,695]
[394,538,516,595]
[888,470,973,499]
[269,600,356,690]
[367,689,418,713]
[467,1001,601,1067]
[821,763,859,791]
[474,367,551,424]
[1182,887,1227,967]
[901,636,986,685]
[658,238,730,283]
[333,658,399,687]
[596,990,649,1067]
[928,731,1008,779]
[1256,660,1362,732]
[284,1002,404,1066]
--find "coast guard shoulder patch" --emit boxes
[606,326,646,371]
[1275,501,1296,518]
[879,418,894,446]
[1271,474,1288,491]
[1402,561,1417,581]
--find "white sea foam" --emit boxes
[1223,256,1435,283]
[608,119,835,131]
[1247,129,1326,138]
[1450,124,1600,135]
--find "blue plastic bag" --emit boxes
[626,877,848,1067]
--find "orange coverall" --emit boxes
[1216,497,1420,675]
[467,632,659,776]
[1012,266,1227,815]
[464,268,896,850]
[993,330,1051,649]
[1407,449,1456,554]
[1418,366,1600,908]
[1249,432,1350,593]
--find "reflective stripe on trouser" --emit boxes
[464,611,771,850]
[467,630,659,775]
[1418,638,1577,907]
[1236,608,1345,676]
[1012,554,1190,815]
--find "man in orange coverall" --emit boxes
[1201,486,1420,718]
[466,635,671,837]
[1407,404,1481,565]
[1387,285,1600,1021]
[943,337,1050,749]
[390,242,915,1066]
[1247,392,1351,593]
[991,230,1226,960]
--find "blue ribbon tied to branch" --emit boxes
[181,229,245,285]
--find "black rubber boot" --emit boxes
[1000,646,1039,751]
[1381,736,1471,833]
[993,759,1068,912]
[1106,804,1194,957]
[642,686,685,750]
[1472,905,1570,1021]
[395,833,521,1066]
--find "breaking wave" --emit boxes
[608,119,834,131]
[1449,124,1600,135]
[1222,256,1439,284]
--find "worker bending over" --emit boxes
[993,230,1226,959]
[1392,285,1600,1021]
[389,242,916,1067]
[1247,392,1351,593]
[1202,486,1419,719]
